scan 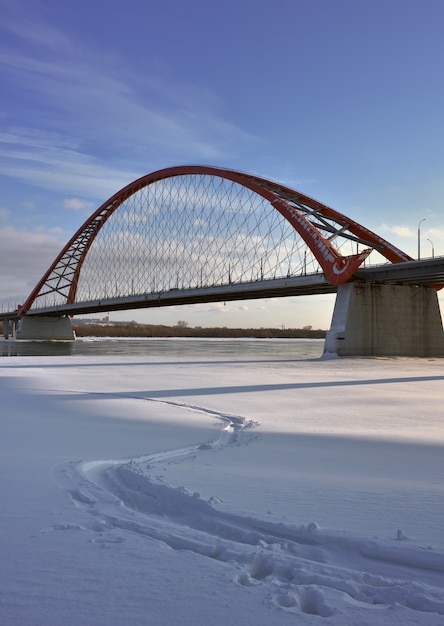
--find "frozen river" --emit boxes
[1,340,443,624]
[0,336,324,359]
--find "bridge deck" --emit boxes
[3,257,443,321]
[354,256,444,285]
[14,274,335,318]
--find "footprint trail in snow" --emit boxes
[55,396,444,620]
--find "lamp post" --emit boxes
[418,218,426,260]
[427,238,435,259]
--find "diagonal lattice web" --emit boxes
[32,174,366,308]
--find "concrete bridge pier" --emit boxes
[324,282,444,357]
[15,316,76,341]
[2,318,12,339]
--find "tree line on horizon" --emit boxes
[71,320,326,339]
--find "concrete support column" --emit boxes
[2,318,9,339]
[324,282,444,357]
[15,316,76,341]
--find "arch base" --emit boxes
[324,282,444,357]
[15,316,76,341]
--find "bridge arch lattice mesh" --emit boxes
[22,166,412,313]
[77,174,325,302]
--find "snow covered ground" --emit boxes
[1,349,444,625]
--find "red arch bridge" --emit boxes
[3,165,444,356]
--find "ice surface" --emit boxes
[1,352,444,625]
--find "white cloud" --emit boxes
[392,226,414,238]
[428,227,444,239]
[0,225,65,305]
[62,198,95,211]
[380,223,414,238]
[378,222,444,258]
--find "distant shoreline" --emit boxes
[72,321,326,339]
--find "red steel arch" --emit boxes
[19,165,413,315]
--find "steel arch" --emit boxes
[19,165,413,315]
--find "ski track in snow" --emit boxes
[54,395,444,620]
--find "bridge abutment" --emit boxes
[15,316,76,341]
[324,282,444,357]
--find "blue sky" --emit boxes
[1,0,443,329]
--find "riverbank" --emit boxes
[72,320,326,339]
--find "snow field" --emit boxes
[1,352,444,624]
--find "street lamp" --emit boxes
[427,238,435,259]
[418,218,426,260]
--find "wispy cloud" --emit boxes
[0,0,73,53]
[0,128,140,199]
[0,6,257,202]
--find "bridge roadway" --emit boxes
[2,256,444,321]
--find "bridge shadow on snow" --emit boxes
[24,374,444,401]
